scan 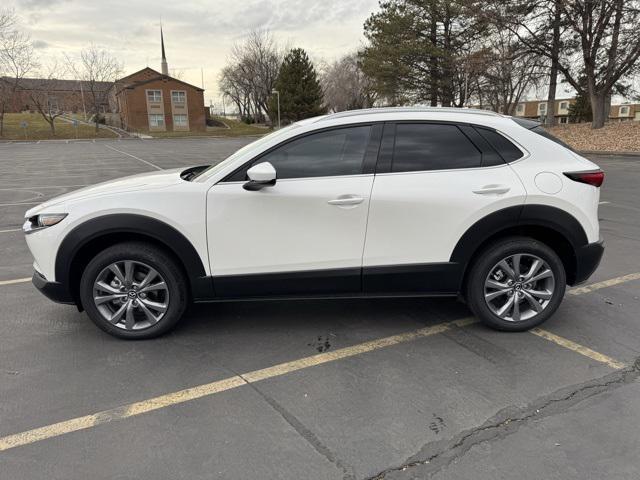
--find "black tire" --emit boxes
[466,236,566,332]
[79,242,188,339]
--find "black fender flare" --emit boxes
[56,214,212,301]
[450,204,588,277]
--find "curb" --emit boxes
[0,135,265,145]
[579,150,640,157]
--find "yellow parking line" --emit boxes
[569,272,640,295]
[0,317,476,452]
[0,277,30,286]
[530,328,625,370]
[1,272,637,452]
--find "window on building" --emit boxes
[620,106,630,116]
[559,117,569,124]
[173,114,188,127]
[251,126,372,179]
[147,90,162,103]
[171,91,186,104]
[559,101,568,110]
[392,124,482,172]
[516,104,525,113]
[47,97,59,111]
[538,102,547,114]
[149,114,165,127]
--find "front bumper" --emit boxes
[32,271,75,305]
[573,240,604,285]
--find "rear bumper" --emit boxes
[573,240,604,285]
[32,271,75,305]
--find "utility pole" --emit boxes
[79,80,87,121]
[272,89,280,129]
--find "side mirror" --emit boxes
[243,162,277,191]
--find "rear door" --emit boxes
[362,122,527,293]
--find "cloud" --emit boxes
[5,0,380,99]
[17,0,69,8]
[32,39,49,49]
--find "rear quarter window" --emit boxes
[475,127,524,162]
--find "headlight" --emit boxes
[23,213,68,234]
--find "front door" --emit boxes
[207,124,380,297]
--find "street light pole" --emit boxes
[272,89,280,129]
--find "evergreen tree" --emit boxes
[568,76,592,123]
[270,48,326,124]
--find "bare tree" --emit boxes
[28,61,68,136]
[321,53,378,112]
[67,46,122,132]
[504,0,640,128]
[477,30,546,114]
[219,30,282,122]
[0,10,38,136]
[219,64,252,118]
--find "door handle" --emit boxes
[473,185,511,195]
[327,195,365,206]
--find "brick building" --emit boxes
[0,77,111,114]
[110,29,206,133]
[111,68,205,133]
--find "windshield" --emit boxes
[192,123,302,181]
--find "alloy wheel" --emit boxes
[483,253,555,322]
[92,260,169,331]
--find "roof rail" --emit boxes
[319,106,503,121]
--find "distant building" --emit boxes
[0,77,111,114]
[109,28,206,133]
[512,98,640,123]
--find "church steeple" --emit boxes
[160,25,168,76]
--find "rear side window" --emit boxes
[392,124,481,172]
[475,128,524,162]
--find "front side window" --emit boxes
[149,114,164,127]
[172,91,186,104]
[252,126,372,180]
[391,124,481,172]
[173,114,188,127]
[620,106,630,116]
[147,90,162,102]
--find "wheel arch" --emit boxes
[451,205,588,289]
[56,214,212,308]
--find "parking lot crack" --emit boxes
[220,364,356,480]
[367,356,640,479]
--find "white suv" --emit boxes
[24,108,604,339]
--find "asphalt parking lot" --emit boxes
[1,138,639,479]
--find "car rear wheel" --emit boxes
[79,242,188,339]
[466,237,566,331]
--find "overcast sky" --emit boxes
[6,0,380,105]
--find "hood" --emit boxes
[26,167,185,216]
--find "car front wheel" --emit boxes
[466,237,567,331]
[79,242,188,339]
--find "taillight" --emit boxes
[564,170,604,187]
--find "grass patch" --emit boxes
[149,116,269,138]
[0,113,117,140]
